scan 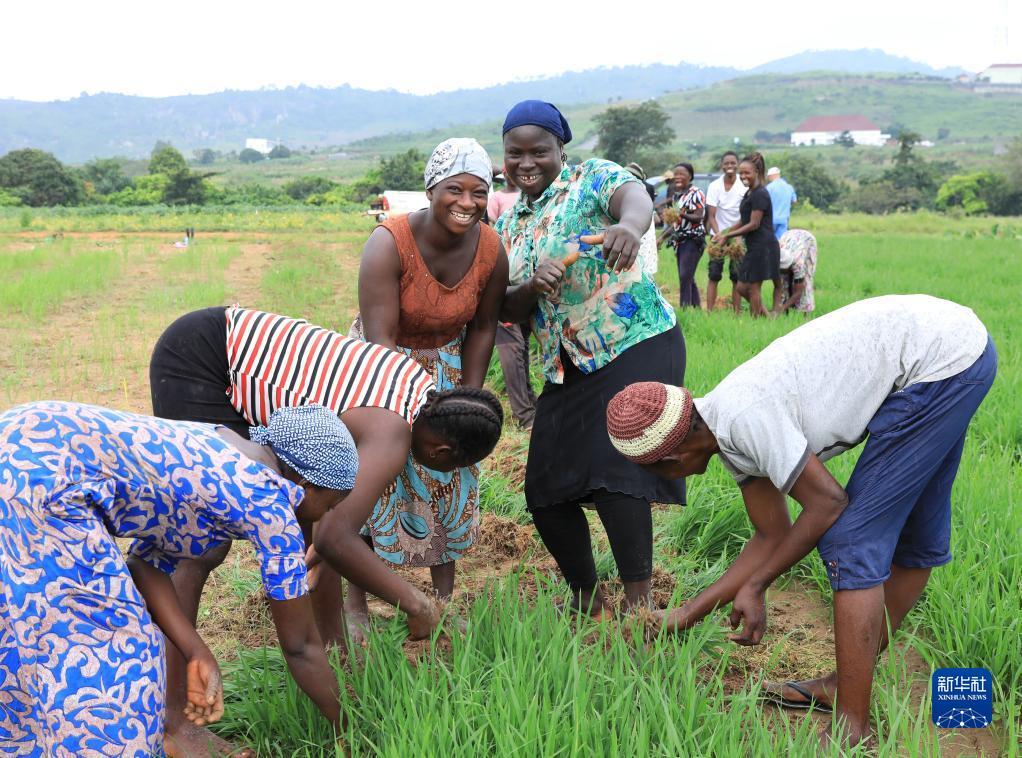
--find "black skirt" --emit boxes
[149,306,252,437]
[524,324,687,510]
[737,237,781,283]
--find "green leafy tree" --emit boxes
[835,130,855,148]
[284,176,338,200]
[841,179,928,214]
[81,158,132,195]
[893,130,922,170]
[594,101,675,165]
[0,148,84,206]
[268,144,292,159]
[770,152,845,210]
[239,148,265,164]
[106,174,170,206]
[149,144,188,175]
[0,188,22,206]
[378,149,426,190]
[936,171,1020,216]
[193,148,217,165]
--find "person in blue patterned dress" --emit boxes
[0,401,356,758]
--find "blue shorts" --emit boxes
[817,336,997,591]
[773,221,788,240]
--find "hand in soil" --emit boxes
[654,604,699,633]
[164,718,256,758]
[405,594,441,640]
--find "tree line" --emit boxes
[3,101,1021,216]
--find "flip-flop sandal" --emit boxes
[760,681,833,713]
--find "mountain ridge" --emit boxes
[0,49,971,163]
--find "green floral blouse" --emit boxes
[496,158,676,384]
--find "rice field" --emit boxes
[0,211,1018,757]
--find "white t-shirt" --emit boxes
[638,217,658,276]
[705,175,746,231]
[694,295,989,493]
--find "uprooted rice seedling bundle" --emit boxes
[706,231,746,262]
[660,207,681,226]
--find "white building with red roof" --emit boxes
[978,64,1022,86]
[790,115,890,147]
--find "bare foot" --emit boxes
[344,610,371,648]
[165,719,255,758]
[343,584,372,648]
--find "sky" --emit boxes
[3,0,1018,102]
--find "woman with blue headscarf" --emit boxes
[0,401,356,757]
[348,137,509,641]
[496,100,686,619]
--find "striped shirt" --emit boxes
[225,306,434,427]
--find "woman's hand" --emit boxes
[655,602,704,634]
[712,233,727,246]
[528,259,567,296]
[405,591,441,640]
[183,650,224,726]
[305,543,323,591]
[602,223,641,273]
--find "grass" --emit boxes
[0,209,1018,755]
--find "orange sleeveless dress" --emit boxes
[353,215,499,567]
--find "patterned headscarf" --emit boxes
[249,404,358,490]
[423,138,493,190]
[606,382,694,465]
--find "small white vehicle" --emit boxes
[366,190,429,222]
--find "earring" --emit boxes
[561,153,567,163]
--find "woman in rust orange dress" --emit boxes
[346,138,509,637]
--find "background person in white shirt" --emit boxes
[704,151,746,311]
[606,295,997,748]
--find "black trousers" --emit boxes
[531,489,653,589]
[495,322,537,427]
[149,306,251,437]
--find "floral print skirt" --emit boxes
[351,318,478,567]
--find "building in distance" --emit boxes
[790,115,890,147]
[977,64,1022,86]
[244,138,278,155]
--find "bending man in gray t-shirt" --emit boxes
[606,294,996,747]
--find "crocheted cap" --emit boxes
[606,382,694,465]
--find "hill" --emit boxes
[0,50,976,163]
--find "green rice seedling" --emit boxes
[478,473,530,524]
[0,244,124,319]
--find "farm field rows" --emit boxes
[0,212,1018,756]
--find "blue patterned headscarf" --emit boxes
[502,100,573,144]
[250,404,358,490]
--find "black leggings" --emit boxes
[531,489,653,590]
[149,306,251,438]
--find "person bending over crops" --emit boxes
[0,401,356,758]
[774,228,817,316]
[149,306,503,755]
[711,152,781,318]
[496,99,684,618]
[704,151,744,312]
[606,295,996,747]
[348,137,508,642]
